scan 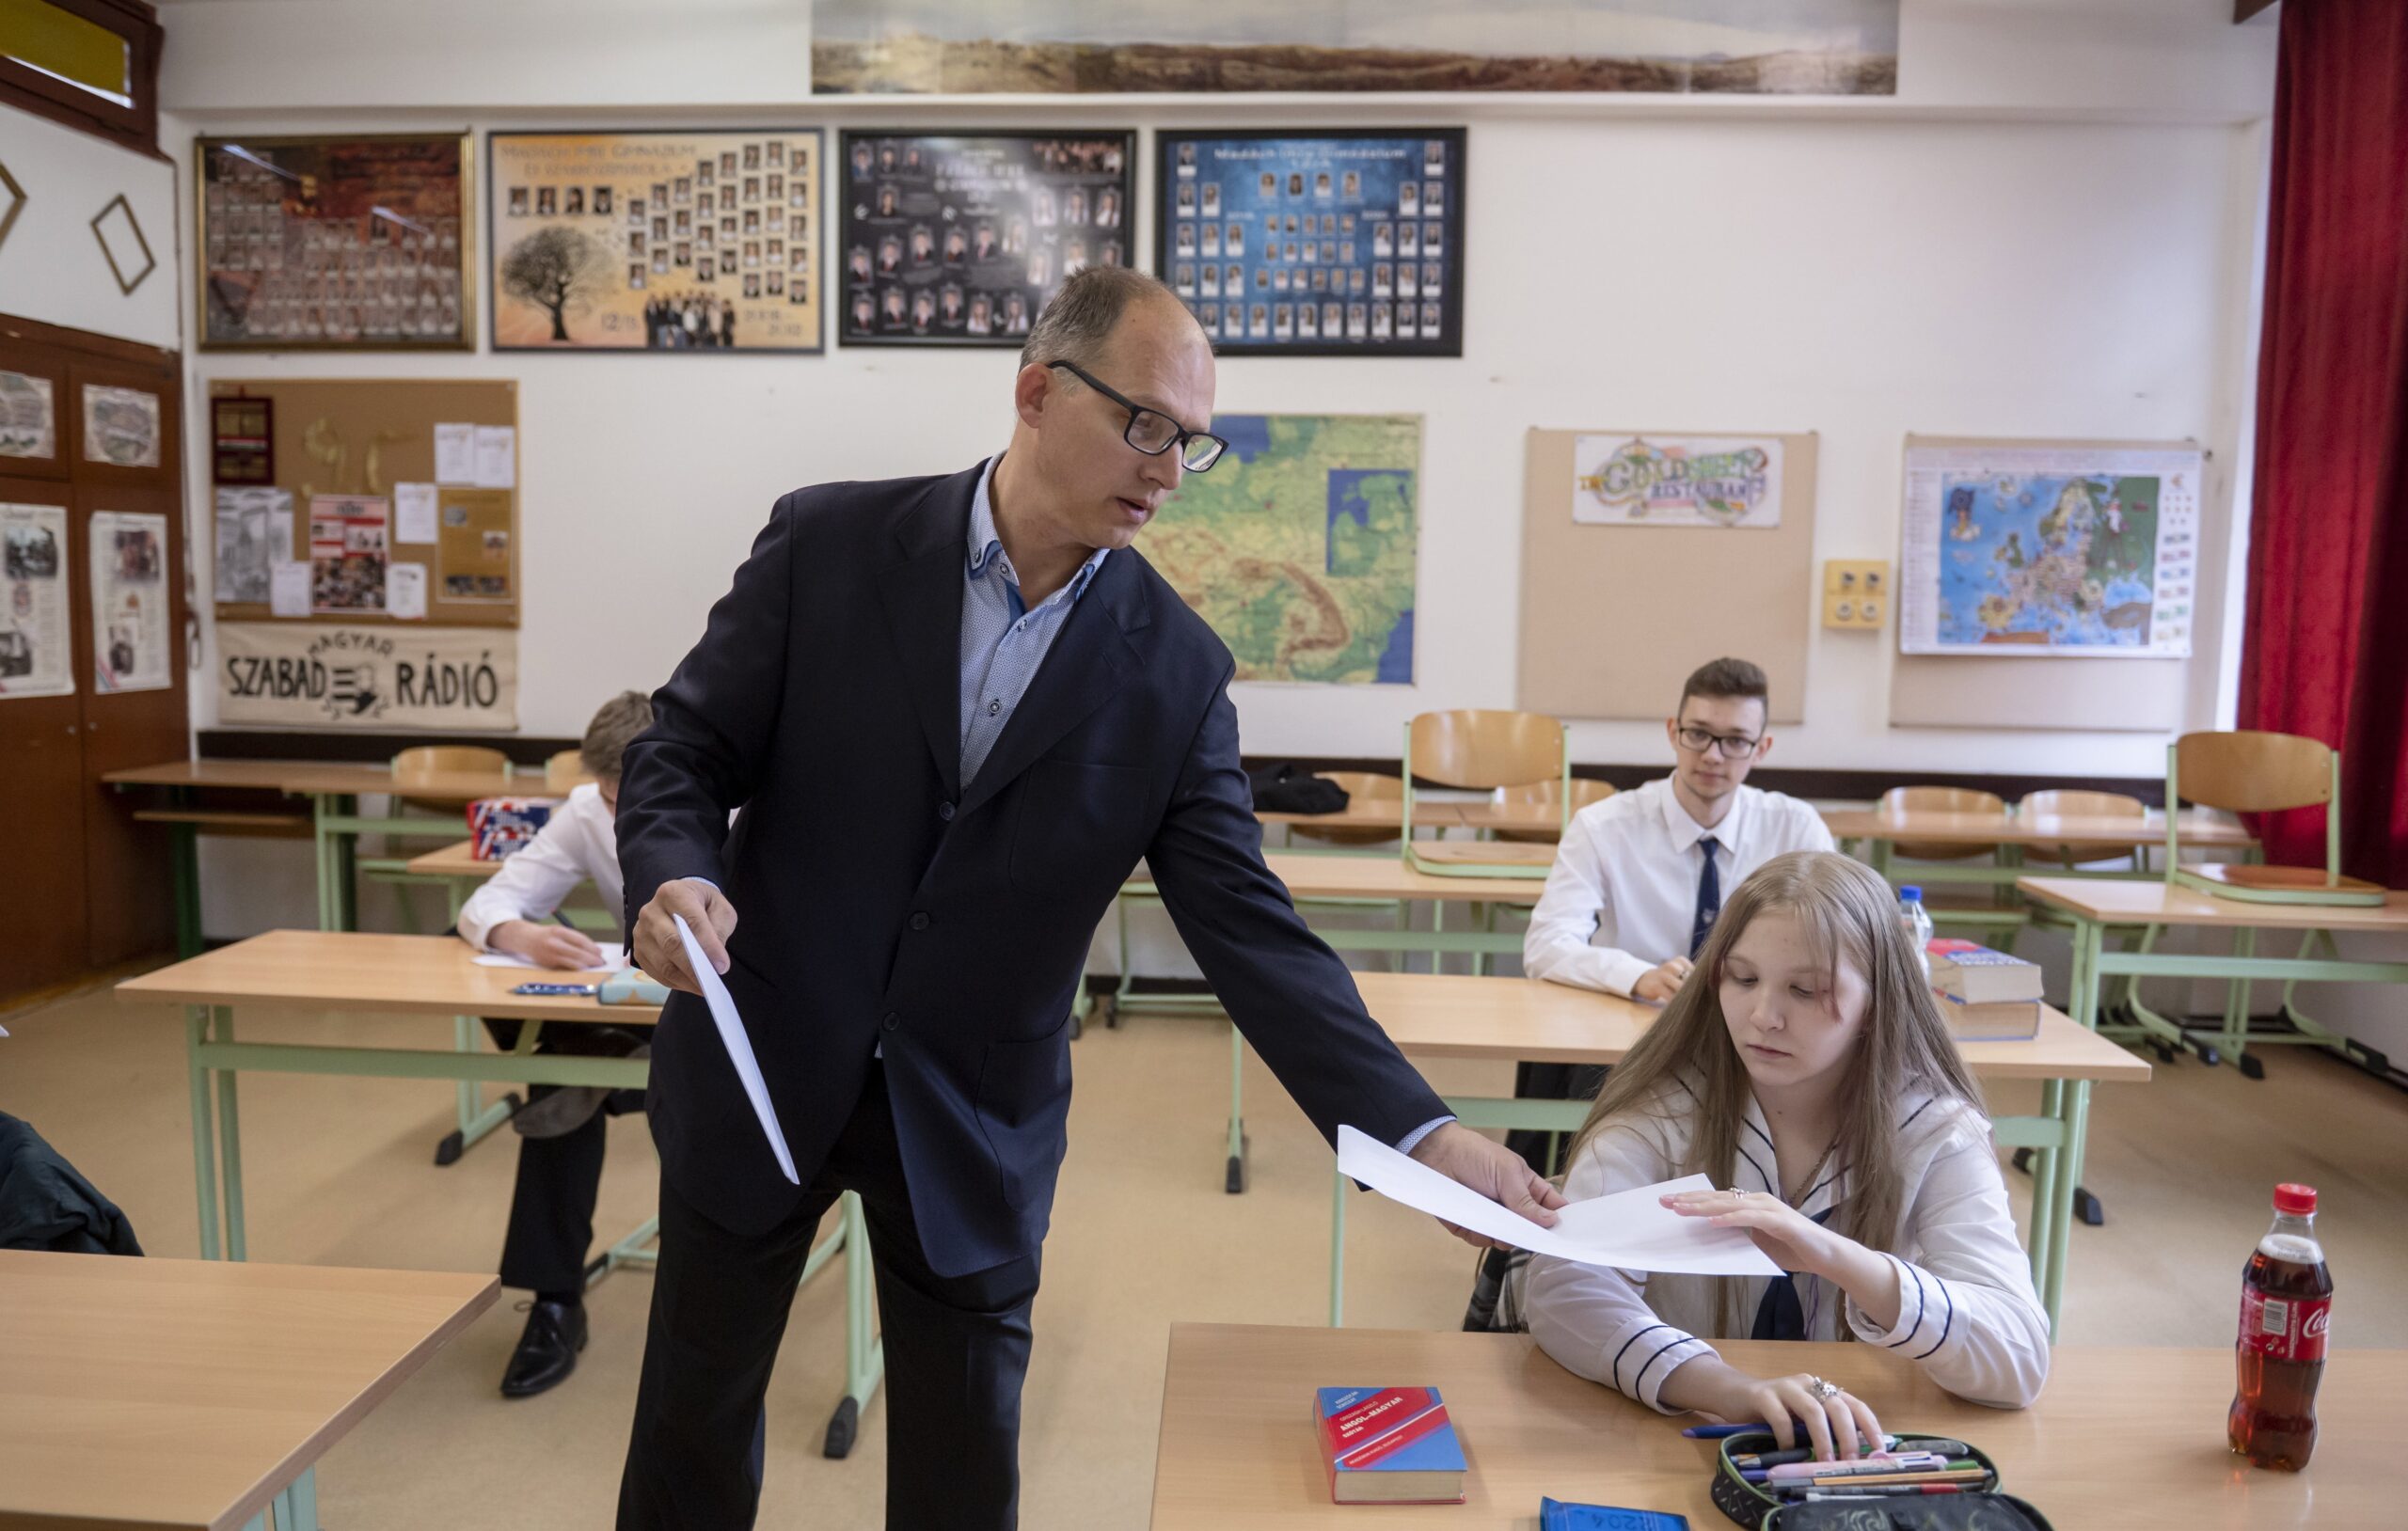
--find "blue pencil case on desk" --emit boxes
[598,969,669,1006]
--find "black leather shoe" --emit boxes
[499,1299,588,1398]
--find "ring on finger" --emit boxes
[1807,1377,1841,1401]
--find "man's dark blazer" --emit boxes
[618,460,1447,1278]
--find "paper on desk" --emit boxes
[674,913,800,1185]
[474,942,626,971]
[1335,1125,1781,1277]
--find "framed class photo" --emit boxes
[1156,128,1465,358]
[198,133,474,351]
[838,130,1133,348]
[489,130,822,353]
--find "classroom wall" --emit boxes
[0,103,182,350]
[161,2,2296,977]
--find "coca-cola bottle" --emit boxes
[2228,1182,2332,1471]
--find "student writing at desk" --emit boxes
[454,691,655,1398]
[1516,854,2050,1460]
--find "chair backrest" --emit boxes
[2172,731,2333,814]
[1878,785,2005,817]
[2018,789,2146,820]
[544,749,594,794]
[1285,772,1403,846]
[391,745,512,786]
[1408,710,1562,791]
[1492,776,1617,844]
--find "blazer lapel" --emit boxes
[953,549,1149,821]
[874,464,984,803]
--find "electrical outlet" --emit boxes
[1822,560,1890,629]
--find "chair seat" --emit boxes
[1414,841,1556,869]
[2178,862,2387,907]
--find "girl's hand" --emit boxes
[1663,1188,1843,1277]
[1728,1372,1886,1461]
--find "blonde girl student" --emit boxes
[1519,850,2050,1459]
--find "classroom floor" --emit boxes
[7,971,2406,1529]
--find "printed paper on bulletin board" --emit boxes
[204,378,517,628]
[1517,428,1815,724]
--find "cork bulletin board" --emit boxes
[1516,427,1817,723]
[205,378,519,628]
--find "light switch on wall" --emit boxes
[1822,560,1890,629]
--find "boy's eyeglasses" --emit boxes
[1047,361,1228,472]
[1675,727,1764,759]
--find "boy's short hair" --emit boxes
[578,690,655,781]
[1679,657,1769,717]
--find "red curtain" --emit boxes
[2236,0,2408,884]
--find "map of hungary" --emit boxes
[1146,413,1418,684]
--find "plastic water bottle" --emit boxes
[1897,886,1933,981]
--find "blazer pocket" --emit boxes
[973,1015,1075,1210]
[1008,758,1150,891]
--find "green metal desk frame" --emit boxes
[177,1003,885,1460]
[1326,1087,2094,1337]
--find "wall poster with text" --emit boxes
[490,130,823,353]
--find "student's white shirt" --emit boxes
[1522,1077,2051,1413]
[455,782,625,951]
[1523,778,1835,998]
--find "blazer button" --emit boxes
[938,801,955,821]
[880,1012,900,1033]
[909,911,931,930]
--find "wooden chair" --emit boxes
[1282,771,1403,848]
[1878,785,2007,863]
[1492,777,1617,845]
[1403,710,1565,877]
[392,745,514,811]
[544,748,596,795]
[2019,788,2149,870]
[2166,732,2381,906]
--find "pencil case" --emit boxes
[1709,1428,2053,1530]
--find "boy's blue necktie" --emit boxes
[1689,836,1721,958]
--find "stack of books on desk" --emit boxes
[1926,939,2044,1041]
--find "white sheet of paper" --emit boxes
[474,941,626,971]
[387,560,428,620]
[674,913,800,1185]
[1335,1125,1781,1277]
[268,560,310,617]
[473,425,516,489]
[394,481,439,543]
[435,422,477,485]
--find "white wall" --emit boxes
[158,0,2303,971]
[0,104,181,349]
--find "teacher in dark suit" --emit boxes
[614,266,1562,1529]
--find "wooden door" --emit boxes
[0,318,186,998]
[68,355,187,968]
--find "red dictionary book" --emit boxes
[1313,1385,1468,1505]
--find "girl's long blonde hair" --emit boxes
[1560,851,1988,1336]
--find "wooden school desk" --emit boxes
[0,1251,494,1531]
[1335,973,2147,1334]
[2017,876,2408,1076]
[106,757,520,938]
[114,930,885,1459]
[1150,1323,2392,1530]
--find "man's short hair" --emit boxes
[579,690,655,781]
[1679,657,1769,717]
[1019,266,1193,371]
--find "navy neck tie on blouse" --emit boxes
[1750,1207,1840,1341]
[1689,835,1721,959]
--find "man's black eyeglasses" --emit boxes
[1048,361,1228,473]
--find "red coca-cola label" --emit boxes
[2239,1288,2331,1361]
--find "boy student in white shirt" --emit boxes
[455,690,653,1398]
[1500,658,1833,1179]
[1518,852,2050,1454]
